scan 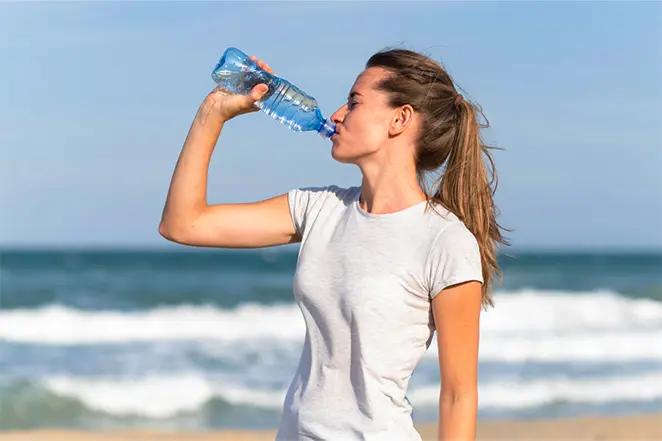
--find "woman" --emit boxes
[159,48,509,441]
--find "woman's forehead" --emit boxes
[351,67,389,95]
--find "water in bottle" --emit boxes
[211,47,336,138]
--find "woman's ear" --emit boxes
[389,104,415,136]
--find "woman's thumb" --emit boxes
[250,84,269,102]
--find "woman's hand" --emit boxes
[202,56,275,122]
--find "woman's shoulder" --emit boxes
[290,184,360,206]
[424,201,478,245]
[287,185,360,237]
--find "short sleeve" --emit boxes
[287,185,343,239]
[426,223,484,299]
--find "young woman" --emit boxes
[160,48,509,441]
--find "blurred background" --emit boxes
[0,1,661,432]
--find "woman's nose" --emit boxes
[330,105,348,125]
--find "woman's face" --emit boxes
[329,67,398,164]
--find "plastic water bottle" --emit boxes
[211,47,336,139]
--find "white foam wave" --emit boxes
[0,303,305,344]
[481,289,662,334]
[2,290,661,364]
[423,328,662,362]
[409,372,662,409]
[42,370,662,418]
[43,374,284,418]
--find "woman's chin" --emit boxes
[331,143,352,163]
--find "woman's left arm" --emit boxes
[432,280,482,441]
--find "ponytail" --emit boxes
[367,48,511,307]
[429,97,510,307]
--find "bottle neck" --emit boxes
[317,119,336,138]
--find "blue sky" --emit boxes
[1,1,660,250]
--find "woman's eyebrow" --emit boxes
[347,91,362,100]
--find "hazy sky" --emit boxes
[1,1,660,250]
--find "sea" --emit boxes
[0,248,661,431]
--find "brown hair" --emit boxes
[366,48,511,308]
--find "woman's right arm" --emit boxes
[159,59,300,249]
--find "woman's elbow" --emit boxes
[158,221,189,244]
[440,387,478,405]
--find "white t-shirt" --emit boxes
[275,185,483,441]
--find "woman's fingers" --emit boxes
[250,55,274,74]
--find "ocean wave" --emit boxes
[469,328,662,362]
[411,372,662,409]
[0,290,662,332]
[480,289,662,333]
[0,379,281,430]
[0,302,305,344]
[2,291,661,363]
[42,374,283,418]
[9,370,662,419]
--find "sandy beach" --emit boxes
[2,413,661,441]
